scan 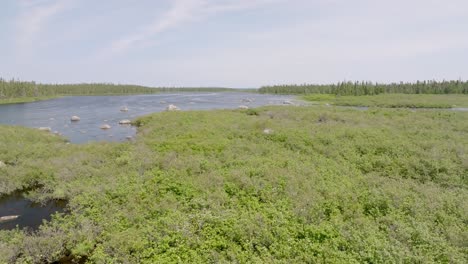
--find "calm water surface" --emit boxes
[0,192,65,231]
[0,93,295,143]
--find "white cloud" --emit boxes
[109,0,203,53]
[130,0,468,86]
[6,0,468,86]
[109,0,284,53]
[16,0,73,56]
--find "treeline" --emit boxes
[0,79,159,98]
[155,87,249,93]
[259,80,468,95]
[0,79,240,99]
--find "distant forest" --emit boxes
[0,79,237,99]
[2,79,468,99]
[259,80,468,95]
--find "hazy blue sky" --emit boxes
[1,0,467,87]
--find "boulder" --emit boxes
[38,127,51,132]
[283,100,293,105]
[119,119,132,125]
[238,105,249,110]
[263,128,273,134]
[71,116,80,121]
[100,124,111,130]
[241,98,253,103]
[120,106,129,112]
[166,104,180,111]
[0,215,20,223]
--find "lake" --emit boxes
[0,93,295,143]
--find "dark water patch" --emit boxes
[55,254,88,264]
[0,192,66,231]
[451,107,468,111]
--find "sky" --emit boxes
[0,0,467,88]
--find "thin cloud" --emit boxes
[110,0,203,53]
[16,0,73,55]
[109,0,283,54]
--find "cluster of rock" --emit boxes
[34,103,187,139]
[36,105,139,135]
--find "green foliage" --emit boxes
[260,80,468,95]
[304,94,468,108]
[0,106,467,263]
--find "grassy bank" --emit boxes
[0,106,467,263]
[0,96,61,105]
[304,94,468,108]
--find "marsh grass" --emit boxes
[304,93,468,108]
[0,96,61,105]
[0,106,467,263]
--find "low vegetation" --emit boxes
[0,96,61,105]
[0,105,467,263]
[260,80,468,95]
[304,94,468,108]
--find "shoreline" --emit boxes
[0,96,61,105]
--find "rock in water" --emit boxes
[0,215,20,223]
[120,106,129,112]
[166,104,180,111]
[100,124,111,130]
[38,127,51,132]
[283,100,293,105]
[119,119,131,125]
[71,116,80,121]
